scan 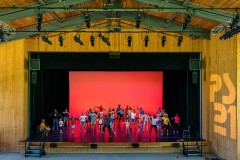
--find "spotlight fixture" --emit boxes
[230,14,239,30]
[135,14,141,29]
[90,35,94,47]
[84,14,91,28]
[74,35,84,45]
[0,29,5,42]
[59,35,63,47]
[177,36,183,46]
[127,35,132,47]
[219,26,240,40]
[183,14,192,31]
[144,35,149,47]
[36,12,42,32]
[42,36,52,45]
[99,33,110,46]
[161,35,166,47]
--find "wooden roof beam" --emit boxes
[0,0,93,22]
[134,0,233,23]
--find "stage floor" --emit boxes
[45,121,184,143]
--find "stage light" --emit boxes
[90,35,94,46]
[74,35,84,45]
[183,14,191,31]
[177,36,183,46]
[59,35,63,47]
[230,14,239,30]
[161,35,166,47]
[219,26,240,40]
[0,29,5,42]
[135,14,141,28]
[99,33,110,46]
[144,35,149,47]
[84,14,91,28]
[36,12,42,31]
[42,36,52,45]
[127,35,132,47]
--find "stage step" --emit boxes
[183,144,202,157]
[25,144,46,157]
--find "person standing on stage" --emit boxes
[89,110,97,132]
[59,118,64,134]
[162,114,171,136]
[104,114,112,137]
[49,109,62,129]
[171,113,180,134]
[62,109,70,126]
[150,115,158,136]
[123,119,130,135]
[79,113,87,132]
[116,104,121,121]
[130,110,137,129]
[69,117,76,134]
[137,106,144,121]
[143,112,150,132]
[118,108,124,123]
[97,115,104,133]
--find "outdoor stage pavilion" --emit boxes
[0,0,240,159]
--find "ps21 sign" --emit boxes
[210,73,236,140]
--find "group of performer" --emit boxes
[39,105,181,138]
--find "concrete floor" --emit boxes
[0,152,222,160]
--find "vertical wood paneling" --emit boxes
[0,40,27,152]
[237,34,240,160]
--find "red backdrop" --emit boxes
[69,71,163,117]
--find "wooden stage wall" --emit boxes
[0,31,239,159]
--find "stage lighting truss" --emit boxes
[177,35,183,46]
[127,35,132,47]
[74,34,84,45]
[219,13,240,40]
[0,29,4,42]
[0,20,16,37]
[58,35,63,47]
[135,14,141,29]
[144,35,149,47]
[182,14,192,31]
[90,34,95,47]
[36,12,42,32]
[84,14,91,28]
[42,35,52,45]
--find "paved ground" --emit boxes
[0,152,222,160]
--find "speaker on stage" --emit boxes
[189,59,200,71]
[192,71,198,84]
[132,143,139,148]
[31,71,37,84]
[90,144,97,149]
[30,59,40,70]
[172,143,180,148]
[50,143,57,148]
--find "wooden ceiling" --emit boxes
[0,0,239,42]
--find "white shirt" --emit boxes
[143,114,150,122]
[59,120,64,127]
[131,112,136,119]
[151,117,158,125]
[80,115,87,122]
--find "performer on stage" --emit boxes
[137,106,144,121]
[39,119,50,138]
[79,113,87,132]
[49,109,62,129]
[150,115,158,136]
[143,112,150,132]
[104,114,113,137]
[69,117,76,134]
[59,118,64,134]
[171,113,180,134]
[62,109,70,126]
[162,114,171,136]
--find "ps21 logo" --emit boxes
[210,73,236,140]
